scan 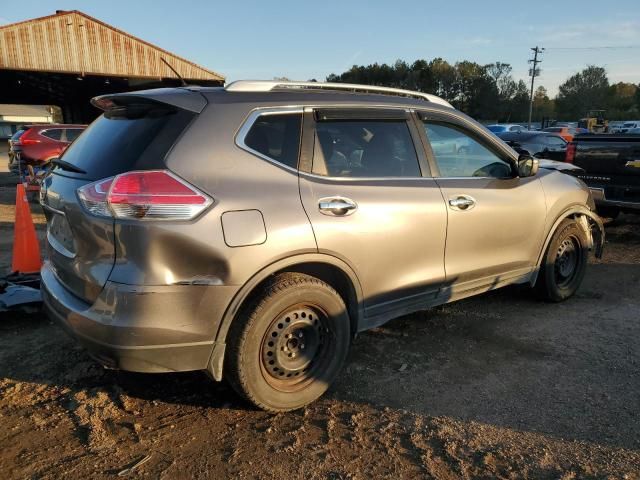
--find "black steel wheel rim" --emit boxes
[554,235,581,288]
[260,304,333,392]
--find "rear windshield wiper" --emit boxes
[50,158,87,174]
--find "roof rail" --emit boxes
[224,80,453,108]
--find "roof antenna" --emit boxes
[161,57,188,86]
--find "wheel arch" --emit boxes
[207,253,364,380]
[531,204,604,286]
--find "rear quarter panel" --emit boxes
[140,102,318,288]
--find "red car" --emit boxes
[10,124,87,172]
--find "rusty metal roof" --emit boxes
[0,10,225,82]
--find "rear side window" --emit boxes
[64,128,84,142]
[59,105,195,180]
[42,129,63,140]
[312,120,421,178]
[244,113,302,169]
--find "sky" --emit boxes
[2,1,639,96]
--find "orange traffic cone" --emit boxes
[11,183,42,274]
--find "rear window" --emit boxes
[59,105,195,180]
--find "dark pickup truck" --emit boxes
[566,134,640,217]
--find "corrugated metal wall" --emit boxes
[0,11,224,82]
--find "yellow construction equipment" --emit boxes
[578,110,609,133]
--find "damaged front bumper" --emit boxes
[577,213,605,259]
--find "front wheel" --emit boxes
[536,218,588,302]
[226,273,350,412]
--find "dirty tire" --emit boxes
[226,273,350,412]
[536,218,588,302]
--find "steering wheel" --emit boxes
[472,162,512,178]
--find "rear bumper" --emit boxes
[589,187,640,211]
[41,261,238,373]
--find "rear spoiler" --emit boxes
[91,88,207,114]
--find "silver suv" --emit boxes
[41,81,604,411]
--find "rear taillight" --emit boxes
[18,129,40,145]
[77,170,212,220]
[565,142,576,163]
[77,177,114,217]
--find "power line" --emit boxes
[528,46,544,131]
[545,45,640,50]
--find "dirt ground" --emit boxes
[1,156,639,479]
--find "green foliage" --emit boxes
[555,66,610,120]
[326,61,638,122]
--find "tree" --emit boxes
[555,66,609,120]
[533,86,555,121]
[608,82,638,119]
[454,61,498,119]
[323,60,637,122]
[429,58,457,101]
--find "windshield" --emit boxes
[487,125,506,133]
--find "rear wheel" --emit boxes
[536,218,588,302]
[226,273,350,412]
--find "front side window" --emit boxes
[244,113,302,169]
[312,120,421,178]
[423,121,513,178]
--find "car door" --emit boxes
[298,107,447,325]
[416,111,546,297]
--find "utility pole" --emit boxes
[528,46,544,130]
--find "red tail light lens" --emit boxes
[18,129,40,145]
[77,170,212,220]
[565,142,576,163]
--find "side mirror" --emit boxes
[517,154,539,177]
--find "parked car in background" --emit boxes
[10,124,86,172]
[486,123,526,133]
[496,131,568,161]
[543,126,580,142]
[618,121,640,133]
[7,129,25,168]
[566,133,640,218]
[40,80,603,412]
[608,121,627,133]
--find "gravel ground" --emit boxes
[1,157,639,479]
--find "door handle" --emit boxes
[448,195,476,211]
[318,197,357,216]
